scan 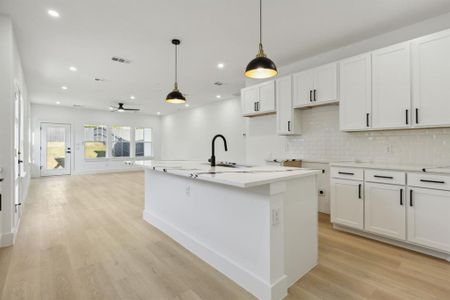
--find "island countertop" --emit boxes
[135,160,320,188]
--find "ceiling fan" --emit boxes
[110,102,140,112]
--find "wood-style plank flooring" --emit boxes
[0,172,449,300]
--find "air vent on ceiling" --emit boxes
[214,81,224,86]
[72,104,83,108]
[111,56,131,64]
[94,77,106,82]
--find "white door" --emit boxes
[293,69,314,107]
[407,187,450,252]
[331,179,364,230]
[276,76,293,135]
[412,29,450,127]
[241,87,258,115]
[258,81,275,112]
[40,123,72,176]
[372,42,411,129]
[13,88,23,225]
[314,63,338,103]
[365,183,406,240]
[339,54,372,131]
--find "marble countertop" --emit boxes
[135,160,321,188]
[330,161,450,174]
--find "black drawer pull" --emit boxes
[410,189,413,207]
[358,184,362,199]
[313,89,317,101]
[415,108,419,124]
[374,175,394,179]
[338,172,354,175]
[400,188,403,206]
[405,109,409,125]
[309,90,313,102]
[366,113,370,127]
[420,179,445,184]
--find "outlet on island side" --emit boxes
[185,185,191,196]
[271,208,280,226]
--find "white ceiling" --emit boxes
[2,0,450,115]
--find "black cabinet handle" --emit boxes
[410,189,413,207]
[313,89,317,101]
[0,193,2,211]
[374,175,394,179]
[309,90,313,102]
[358,184,362,199]
[18,160,24,164]
[254,102,256,111]
[400,189,403,206]
[420,179,445,184]
[287,121,291,132]
[366,113,370,127]
[338,172,354,175]
[406,109,409,125]
[415,108,419,124]
[257,102,260,111]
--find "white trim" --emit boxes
[72,167,143,176]
[143,210,287,300]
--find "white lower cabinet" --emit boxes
[331,178,364,230]
[407,187,450,253]
[364,183,406,240]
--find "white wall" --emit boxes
[161,98,246,163]
[31,104,161,176]
[0,14,31,246]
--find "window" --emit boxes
[84,125,107,158]
[111,126,131,157]
[135,128,152,157]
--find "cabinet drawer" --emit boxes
[331,167,363,180]
[365,169,405,185]
[408,173,450,191]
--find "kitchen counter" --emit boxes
[139,160,319,300]
[330,161,450,174]
[136,160,320,188]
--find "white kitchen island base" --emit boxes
[142,163,319,300]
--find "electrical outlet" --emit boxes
[185,185,190,196]
[271,208,280,226]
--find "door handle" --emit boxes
[400,189,403,206]
[309,90,313,102]
[374,175,394,179]
[18,160,24,164]
[415,108,419,124]
[420,179,445,184]
[338,171,354,175]
[366,113,370,127]
[358,184,362,199]
[287,121,291,132]
[410,189,413,207]
[405,109,409,125]
[254,102,257,111]
[313,89,317,101]
[257,102,260,111]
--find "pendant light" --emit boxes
[244,0,278,79]
[166,39,186,104]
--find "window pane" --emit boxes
[84,142,107,158]
[112,126,131,157]
[136,142,152,157]
[135,128,152,156]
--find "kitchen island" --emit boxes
[137,161,320,300]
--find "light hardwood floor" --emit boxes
[0,172,449,300]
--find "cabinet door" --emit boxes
[407,188,450,252]
[293,70,314,107]
[276,76,293,135]
[339,54,372,131]
[331,179,364,230]
[365,183,406,240]
[314,63,338,103]
[412,29,450,127]
[241,87,258,116]
[372,42,411,129]
[258,81,276,112]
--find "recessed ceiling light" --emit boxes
[69,66,77,72]
[47,9,60,18]
[130,96,135,100]
[185,103,190,107]
[216,95,221,99]
[217,63,225,69]
[61,86,68,90]
[56,101,61,104]
[109,106,114,110]
[157,112,161,115]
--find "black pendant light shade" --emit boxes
[244,0,277,79]
[166,39,186,104]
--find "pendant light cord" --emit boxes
[259,0,262,45]
[174,44,178,88]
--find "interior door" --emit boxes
[365,183,406,240]
[13,87,23,225]
[314,63,338,103]
[407,187,450,252]
[339,54,372,131]
[293,69,314,107]
[258,81,275,112]
[331,179,364,230]
[40,123,72,176]
[372,42,411,129]
[412,29,450,127]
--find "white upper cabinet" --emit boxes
[276,76,301,135]
[241,81,276,117]
[412,29,450,127]
[372,42,411,129]
[293,63,338,108]
[339,54,372,131]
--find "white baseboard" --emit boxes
[71,167,143,176]
[334,224,450,262]
[143,210,287,300]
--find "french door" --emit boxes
[40,123,72,176]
